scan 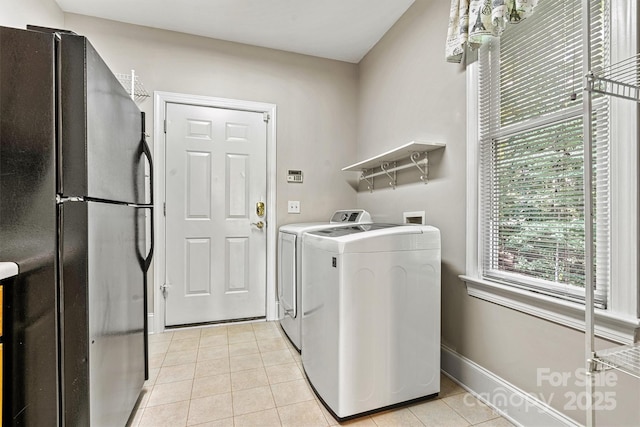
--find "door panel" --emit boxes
[186,152,212,218]
[226,237,249,291]
[165,103,267,326]
[227,154,249,217]
[185,238,211,295]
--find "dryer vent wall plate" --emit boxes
[403,211,425,225]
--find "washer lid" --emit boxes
[308,223,402,237]
[305,224,441,252]
[279,222,331,234]
[279,210,372,234]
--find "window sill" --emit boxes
[460,275,639,345]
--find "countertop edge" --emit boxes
[0,262,19,280]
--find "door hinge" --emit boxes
[161,282,171,299]
[263,112,270,123]
[163,202,166,216]
[164,119,167,133]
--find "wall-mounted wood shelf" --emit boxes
[342,141,445,171]
[342,141,445,191]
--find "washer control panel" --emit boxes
[329,209,372,224]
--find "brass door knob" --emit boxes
[251,221,265,230]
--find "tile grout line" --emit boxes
[266,366,281,426]
[187,337,198,427]
[224,328,239,426]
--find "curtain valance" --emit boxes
[446,0,539,63]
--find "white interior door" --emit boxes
[165,102,267,326]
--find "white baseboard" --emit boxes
[441,345,579,427]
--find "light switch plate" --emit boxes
[288,200,300,214]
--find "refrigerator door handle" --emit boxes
[141,112,154,272]
[141,112,153,206]
[143,206,154,273]
[139,112,153,381]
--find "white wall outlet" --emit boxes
[288,200,301,214]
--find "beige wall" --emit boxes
[357,1,639,426]
[63,13,359,226]
[62,13,359,318]
[0,0,64,29]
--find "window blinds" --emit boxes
[478,0,610,307]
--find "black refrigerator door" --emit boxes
[60,201,146,426]
[57,33,145,204]
[0,26,60,426]
[0,26,57,260]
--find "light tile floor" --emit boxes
[127,321,514,427]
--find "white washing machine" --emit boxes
[301,223,441,420]
[278,209,371,351]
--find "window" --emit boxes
[463,0,639,342]
[478,0,610,306]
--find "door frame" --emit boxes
[152,91,277,334]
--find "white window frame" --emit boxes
[461,0,640,344]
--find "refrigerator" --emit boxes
[0,26,153,426]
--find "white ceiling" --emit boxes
[54,0,415,63]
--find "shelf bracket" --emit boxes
[589,356,619,376]
[381,162,397,189]
[361,170,374,192]
[411,152,429,184]
[587,355,601,373]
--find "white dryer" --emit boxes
[302,223,441,420]
[278,210,371,351]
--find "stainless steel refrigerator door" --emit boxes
[60,201,145,426]
[58,33,145,204]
